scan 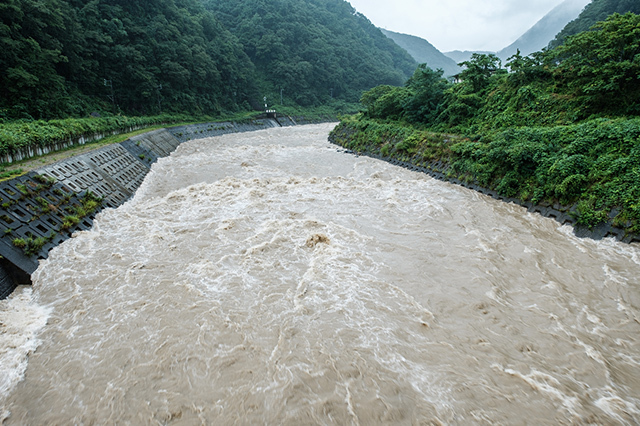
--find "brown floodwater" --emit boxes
[1,123,639,424]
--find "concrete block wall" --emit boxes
[0,118,311,299]
[0,129,183,299]
[168,118,282,143]
[0,116,333,299]
[0,172,89,284]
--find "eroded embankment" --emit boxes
[329,119,640,245]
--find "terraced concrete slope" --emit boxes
[0,118,285,299]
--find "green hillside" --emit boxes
[0,0,416,120]
[332,12,640,233]
[202,0,416,107]
[379,29,460,77]
[550,0,640,48]
[0,0,256,120]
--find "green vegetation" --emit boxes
[203,0,415,107]
[0,114,200,157]
[12,235,47,257]
[5,181,104,257]
[0,0,254,119]
[332,12,640,234]
[359,12,640,131]
[0,104,351,171]
[549,0,640,48]
[0,0,412,121]
[276,104,356,122]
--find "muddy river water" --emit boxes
[1,123,639,424]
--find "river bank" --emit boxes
[0,115,327,299]
[329,117,640,245]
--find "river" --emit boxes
[1,123,639,424]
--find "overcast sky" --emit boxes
[347,0,570,52]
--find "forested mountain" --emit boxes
[361,12,640,130]
[0,0,416,120]
[202,0,416,107]
[0,0,255,119]
[338,12,640,232]
[550,0,640,48]
[496,0,589,61]
[379,29,461,77]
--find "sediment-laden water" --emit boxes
[1,123,639,424]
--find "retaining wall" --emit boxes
[0,130,177,299]
[168,117,286,143]
[0,117,298,299]
[0,125,149,165]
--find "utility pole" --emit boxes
[157,84,163,113]
[330,88,333,99]
[104,78,116,113]
[280,88,284,105]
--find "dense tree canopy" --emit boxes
[203,0,416,106]
[0,0,71,118]
[551,12,640,115]
[361,13,640,130]
[0,0,259,119]
[0,0,416,120]
[549,0,640,48]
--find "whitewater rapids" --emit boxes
[1,123,639,424]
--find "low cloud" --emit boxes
[348,0,566,52]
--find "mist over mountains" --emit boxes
[379,29,461,77]
[387,0,589,67]
[496,0,590,60]
[378,0,585,78]
[437,0,640,66]
[441,50,494,65]
[438,0,590,64]
[380,0,640,81]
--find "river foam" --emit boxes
[0,286,50,421]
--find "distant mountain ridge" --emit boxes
[443,0,589,64]
[497,0,590,60]
[445,0,640,65]
[379,29,461,77]
[549,0,640,48]
[443,50,495,64]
